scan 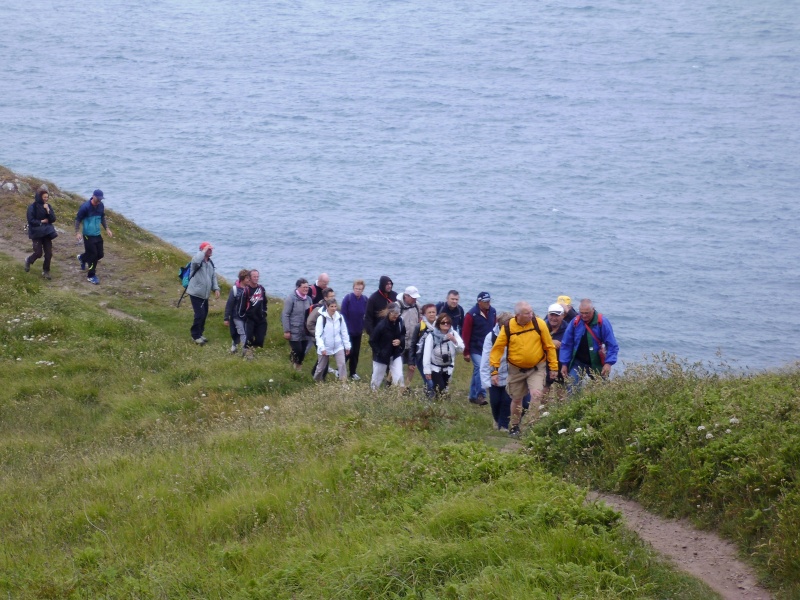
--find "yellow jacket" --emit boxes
[489,317,558,371]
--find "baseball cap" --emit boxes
[199,241,214,251]
[92,189,104,199]
[557,295,571,306]
[477,291,491,302]
[548,303,565,315]
[404,285,421,299]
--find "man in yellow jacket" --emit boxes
[489,301,559,436]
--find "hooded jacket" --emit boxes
[363,276,397,335]
[282,290,313,341]
[27,190,57,240]
[315,310,352,355]
[369,315,405,365]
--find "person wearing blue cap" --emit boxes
[461,291,496,405]
[75,189,113,284]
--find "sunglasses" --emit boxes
[440,321,452,325]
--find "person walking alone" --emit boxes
[75,189,113,285]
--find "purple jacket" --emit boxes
[341,292,367,336]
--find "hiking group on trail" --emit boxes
[20,184,619,437]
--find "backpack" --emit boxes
[415,322,432,362]
[501,313,550,368]
[306,306,323,335]
[179,258,214,288]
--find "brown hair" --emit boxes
[237,269,249,282]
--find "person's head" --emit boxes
[325,298,338,315]
[379,275,393,294]
[317,273,330,288]
[421,303,437,323]
[435,312,453,331]
[91,189,104,206]
[36,184,49,203]
[386,302,401,321]
[238,269,250,284]
[295,277,309,295]
[446,290,460,309]
[403,285,421,306]
[514,301,534,326]
[352,279,365,297]
[547,303,564,327]
[199,241,214,258]
[249,270,260,285]
[579,299,595,323]
[476,291,491,311]
[557,295,572,313]
[322,287,335,302]
[496,311,513,327]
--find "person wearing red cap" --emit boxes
[186,241,220,345]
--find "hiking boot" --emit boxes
[23,259,30,273]
[230,343,237,353]
[508,425,521,437]
[77,254,86,271]
[194,337,206,346]
[87,276,100,285]
[41,271,51,280]
[350,374,361,381]
[469,397,488,406]
[200,336,208,343]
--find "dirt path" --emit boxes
[587,492,771,600]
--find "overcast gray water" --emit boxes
[1,0,799,369]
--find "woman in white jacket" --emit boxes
[423,312,465,396]
[314,299,351,382]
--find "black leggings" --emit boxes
[27,238,53,272]
[430,370,451,396]
[347,333,362,377]
[289,340,309,365]
[245,319,267,348]
[81,235,104,277]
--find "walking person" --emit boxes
[224,269,250,354]
[241,269,267,359]
[559,298,619,390]
[398,286,422,384]
[363,276,397,336]
[411,303,438,395]
[282,278,313,371]
[489,301,558,436]
[543,303,568,396]
[422,313,465,397]
[461,291,496,405]
[24,184,58,280]
[340,279,367,380]
[185,241,220,345]
[480,312,514,431]
[435,290,465,333]
[75,189,113,285]
[313,299,351,382]
[369,303,405,390]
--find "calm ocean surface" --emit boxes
[1,0,799,370]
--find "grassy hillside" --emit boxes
[0,168,720,598]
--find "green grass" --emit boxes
[527,356,800,598]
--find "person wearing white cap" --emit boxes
[543,303,568,395]
[398,285,422,383]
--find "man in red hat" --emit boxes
[186,241,220,345]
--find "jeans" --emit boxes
[566,359,601,394]
[469,352,485,399]
[189,295,208,340]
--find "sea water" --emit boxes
[1,0,799,370]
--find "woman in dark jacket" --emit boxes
[25,184,57,279]
[369,302,405,390]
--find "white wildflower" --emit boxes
[697,425,706,431]
[705,433,713,439]
[541,411,550,417]
[725,429,732,434]
[558,428,567,435]
[575,427,583,433]
[269,378,274,383]
[729,417,740,425]
[264,406,270,411]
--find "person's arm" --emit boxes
[450,329,465,353]
[46,203,56,224]
[363,297,376,335]
[601,319,619,365]
[224,288,236,323]
[538,318,559,374]
[560,321,575,377]
[489,326,508,385]
[422,333,433,376]
[101,213,113,238]
[281,295,293,338]
[340,317,351,353]
[315,315,327,355]
[461,312,474,358]
[27,203,41,227]
[74,205,85,239]
[479,333,493,389]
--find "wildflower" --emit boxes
[697,425,706,431]
[754,488,761,492]
[269,379,274,383]
[541,411,550,417]
[264,406,270,412]
[575,427,583,433]
[705,433,713,439]
[729,417,740,425]
[558,429,567,435]
[725,429,732,434]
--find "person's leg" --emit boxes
[522,367,546,422]
[404,351,416,384]
[348,334,362,377]
[93,237,105,273]
[334,350,347,381]
[431,370,447,395]
[189,295,206,341]
[566,360,590,395]
[488,385,510,429]
[469,352,484,400]
[505,365,528,433]
[313,354,330,381]
[389,357,405,388]
[371,362,388,390]
[41,238,53,273]
[253,321,267,348]
[26,239,44,268]
[499,387,513,430]
[84,236,98,278]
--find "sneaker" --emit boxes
[87,276,100,285]
[332,369,339,378]
[41,271,51,280]
[24,259,30,273]
[350,374,361,381]
[194,338,206,346]
[469,397,488,406]
[200,336,208,343]
[77,254,86,271]
[230,343,237,353]
[508,425,521,437]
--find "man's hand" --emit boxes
[601,363,612,377]
[392,339,400,347]
[408,364,416,371]
[561,365,568,378]
[549,370,559,380]
[463,354,471,363]
[214,290,220,300]
[553,340,561,350]
[106,229,113,238]
[321,350,328,356]
[491,374,499,386]
[283,332,291,340]
[76,233,83,242]
[223,320,230,327]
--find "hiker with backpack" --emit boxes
[224,269,251,354]
[75,189,113,285]
[185,242,220,345]
[543,303,569,395]
[489,301,558,437]
[480,312,515,431]
[313,299,351,382]
[369,302,406,390]
[307,287,336,377]
[559,299,619,390]
[422,312,465,397]
[281,278,313,371]
[397,286,422,384]
[240,269,268,359]
[411,303,437,395]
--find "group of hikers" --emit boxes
[22,184,620,438]
[182,243,621,436]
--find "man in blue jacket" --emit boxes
[559,299,619,390]
[75,189,113,284]
[461,291,496,405]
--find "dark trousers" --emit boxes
[289,339,309,365]
[347,333,362,377]
[80,235,104,277]
[189,295,208,340]
[27,238,53,272]
[245,318,267,348]
[430,370,451,396]
[489,385,513,430]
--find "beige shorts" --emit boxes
[506,362,546,400]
